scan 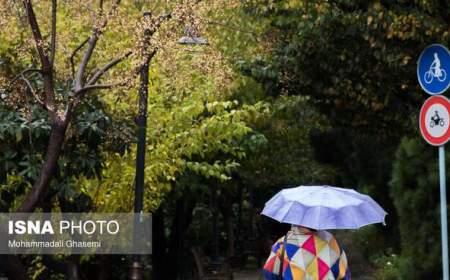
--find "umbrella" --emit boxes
[261,185,387,230]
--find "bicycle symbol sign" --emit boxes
[420,95,450,146]
[417,44,450,95]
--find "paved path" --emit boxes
[233,268,263,280]
[233,268,375,280]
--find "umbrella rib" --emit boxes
[314,188,327,229]
[278,201,295,223]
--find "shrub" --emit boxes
[389,137,443,279]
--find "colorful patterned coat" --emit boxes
[263,227,351,280]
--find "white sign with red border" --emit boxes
[420,95,450,146]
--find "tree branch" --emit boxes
[152,13,172,33]
[11,68,42,84]
[69,49,156,114]
[70,37,89,79]
[50,0,57,65]
[74,0,121,91]
[22,0,51,72]
[86,51,132,86]
[22,0,56,114]
[64,82,117,118]
[73,83,116,97]
[75,33,99,90]
[99,0,104,14]
[20,74,45,106]
[10,68,46,107]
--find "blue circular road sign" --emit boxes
[417,44,450,95]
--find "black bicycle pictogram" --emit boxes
[430,111,445,127]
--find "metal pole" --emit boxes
[440,145,449,280]
[130,11,152,280]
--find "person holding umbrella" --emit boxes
[261,185,387,280]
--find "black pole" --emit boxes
[130,11,152,280]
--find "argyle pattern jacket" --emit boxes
[263,227,351,280]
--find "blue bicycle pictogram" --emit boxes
[424,53,447,84]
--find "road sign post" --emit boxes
[419,95,450,280]
[418,44,450,280]
[440,145,449,280]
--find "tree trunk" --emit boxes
[17,120,68,213]
[152,207,167,280]
[98,256,111,280]
[2,120,70,280]
[222,199,234,259]
[166,196,195,280]
[211,189,220,259]
[0,256,28,280]
[166,199,186,280]
[236,185,244,264]
[67,255,81,280]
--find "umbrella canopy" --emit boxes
[261,185,387,230]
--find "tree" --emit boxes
[0,1,249,279]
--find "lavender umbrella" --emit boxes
[261,185,387,230]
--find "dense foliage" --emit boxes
[1,0,450,279]
[238,1,450,278]
[388,138,446,279]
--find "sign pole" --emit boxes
[440,145,449,280]
[418,44,450,280]
[420,95,450,279]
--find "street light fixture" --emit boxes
[177,26,209,45]
[178,36,208,45]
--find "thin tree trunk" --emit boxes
[2,120,69,280]
[152,207,167,280]
[236,185,244,265]
[67,255,81,280]
[211,189,220,258]
[98,256,111,280]
[166,198,186,280]
[16,120,68,213]
[166,196,196,280]
[222,200,234,259]
[0,256,28,280]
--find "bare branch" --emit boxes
[73,83,116,96]
[20,75,35,95]
[50,0,57,65]
[70,37,89,79]
[152,13,172,33]
[66,82,118,116]
[22,0,51,72]
[99,0,104,14]
[75,34,98,91]
[11,68,42,84]
[20,74,45,106]
[64,84,117,115]
[22,0,56,113]
[75,0,121,91]
[70,51,154,106]
[10,68,46,107]
[86,51,132,86]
